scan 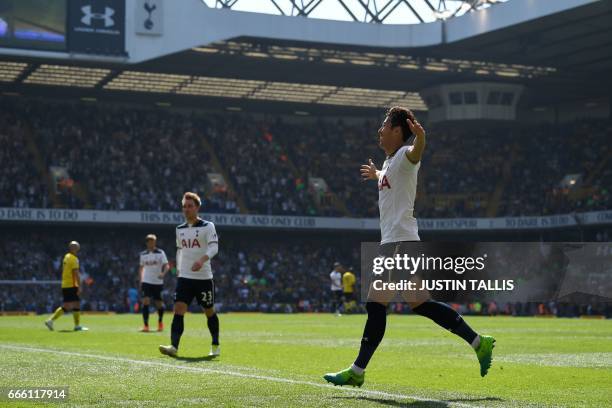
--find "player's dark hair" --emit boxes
[386,106,415,142]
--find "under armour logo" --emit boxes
[81,5,115,27]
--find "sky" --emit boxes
[199,0,501,25]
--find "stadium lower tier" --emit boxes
[1,225,610,317]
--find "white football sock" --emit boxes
[350,363,365,375]
[471,335,481,350]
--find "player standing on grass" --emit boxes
[330,262,344,315]
[139,234,169,332]
[324,107,495,387]
[342,267,356,313]
[45,241,88,331]
[159,192,220,357]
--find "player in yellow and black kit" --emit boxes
[342,268,357,313]
[45,241,88,331]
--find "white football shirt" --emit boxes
[139,249,168,285]
[175,218,218,280]
[377,144,420,244]
[330,270,342,291]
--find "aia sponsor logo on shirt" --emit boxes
[182,238,201,248]
[378,175,391,191]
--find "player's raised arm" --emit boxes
[360,159,380,181]
[405,118,426,164]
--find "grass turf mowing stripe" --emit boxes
[0,343,484,408]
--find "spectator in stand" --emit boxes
[1,97,609,218]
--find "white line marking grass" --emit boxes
[0,344,483,408]
[497,352,612,368]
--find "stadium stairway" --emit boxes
[198,131,249,214]
[487,144,518,217]
[281,146,350,217]
[71,183,92,209]
[21,124,61,208]
[329,190,351,216]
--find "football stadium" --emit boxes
[0,0,611,406]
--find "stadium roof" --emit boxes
[0,0,610,114]
[202,0,510,25]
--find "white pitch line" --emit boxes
[0,344,483,408]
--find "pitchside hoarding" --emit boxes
[0,208,611,231]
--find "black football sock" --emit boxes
[170,314,184,349]
[354,302,387,369]
[142,304,149,326]
[158,307,164,323]
[207,313,220,345]
[412,300,478,345]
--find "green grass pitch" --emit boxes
[0,313,611,407]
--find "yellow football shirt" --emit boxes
[61,253,79,288]
[342,271,356,293]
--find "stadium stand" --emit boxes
[2,226,610,316]
[0,227,358,314]
[2,98,239,212]
[1,97,609,218]
[0,104,50,208]
[498,120,611,216]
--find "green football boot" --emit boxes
[475,335,496,377]
[323,367,365,387]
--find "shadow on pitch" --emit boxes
[171,355,218,363]
[332,395,503,407]
[447,397,503,403]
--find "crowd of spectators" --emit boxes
[0,228,360,314]
[0,228,138,312]
[2,98,239,213]
[204,116,321,216]
[0,105,49,208]
[499,119,611,216]
[0,97,610,218]
[1,227,610,317]
[270,118,383,217]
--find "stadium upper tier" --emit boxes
[1,97,609,218]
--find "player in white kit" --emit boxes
[330,262,344,315]
[138,234,169,332]
[324,107,495,387]
[159,192,220,358]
